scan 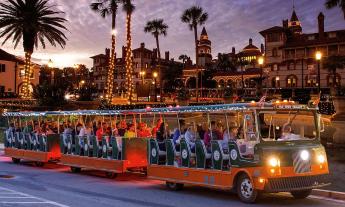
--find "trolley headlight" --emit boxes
[268,157,280,167]
[317,154,326,164]
[300,150,309,161]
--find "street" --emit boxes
[0,153,343,207]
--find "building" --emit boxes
[212,38,264,89]
[198,27,212,67]
[260,9,345,89]
[0,49,40,97]
[91,43,177,97]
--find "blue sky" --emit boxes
[2,0,345,68]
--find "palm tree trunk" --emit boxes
[194,25,199,102]
[125,12,133,103]
[106,12,117,103]
[22,52,32,98]
[155,35,163,102]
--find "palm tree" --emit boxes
[122,0,135,103]
[178,54,189,65]
[181,5,208,102]
[325,0,345,19]
[91,0,119,103]
[144,19,168,102]
[323,55,345,94]
[0,0,67,98]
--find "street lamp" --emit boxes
[315,51,322,93]
[258,56,265,96]
[153,72,158,102]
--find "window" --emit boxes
[308,35,315,40]
[286,75,297,87]
[0,64,5,72]
[0,85,4,93]
[267,33,280,42]
[328,33,337,38]
[271,64,279,71]
[272,77,280,88]
[327,74,341,87]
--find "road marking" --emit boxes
[0,186,70,207]
[310,195,345,204]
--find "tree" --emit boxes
[121,0,135,103]
[91,0,119,103]
[323,55,345,94]
[179,54,189,64]
[144,18,168,102]
[325,0,345,19]
[181,6,208,66]
[0,0,68,98]
[217,53,235,71]
[181,5,208,102]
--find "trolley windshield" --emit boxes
[258,109,318,141]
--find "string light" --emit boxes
[125,13,134,104]
[105,29,116,103]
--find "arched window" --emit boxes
[219,79,225,88]
[272,77,280,88]
[305,76,317,87]
[286,75,298,88]
[327,73,341,87]
[199,49,204,54]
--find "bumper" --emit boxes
[264,174,330,193]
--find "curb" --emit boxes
[312,189,345,201]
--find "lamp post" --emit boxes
[140,71,146,85]
[153,72,158,102]
[258,56,264,96]
[315,51,322,93]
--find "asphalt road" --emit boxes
[0,153,344,207]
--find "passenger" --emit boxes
[118,120,127,137]
[222,122,239,153]
[23,122,33,134]
[279,123,299,140]
[184,125,196,152]
[14,122,21,132]
[156,122,168,150]
[172,119,186,146]
[197,123,206,141]
[96,123,104,142]
[138,122,151,138]
[124,124,136,138]
[79,122,92,137]
[204,121,223,151]
[152,118,163,138]
[7,123,15,134]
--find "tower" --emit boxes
[198,27,212,67]
[288,7,302,35]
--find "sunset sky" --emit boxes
[1,0,345,68]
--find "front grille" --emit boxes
[292,151,311,174]
[265,175,329,193]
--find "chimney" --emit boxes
[318,12,325,39]
[140,42,145,48]
[261,44,265,54]
[283,19,288,29]
[249,38,253,45]
[105,48,110,58]
[232,47,236,54]
[165,51,169,61]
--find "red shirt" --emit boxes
[96,128,103,142]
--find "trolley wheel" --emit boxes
[12,158,20,164]
[105,172,118,179]
[236,174,259,204]
[290,189,312,199]
[166,182,184,191]
[70,166,81,173]
[35,162,45,167]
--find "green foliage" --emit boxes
[177,88,189,101]
[77,85,97,101]
[32,82,68,107]
[325,0,345,19]
[163,62,184,92]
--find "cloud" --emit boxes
[1,0,344,68]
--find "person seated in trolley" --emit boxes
[118,120,127,137]
[176,123,197,152]
[222,121,240,153]
[78,122,92,137]
[138,122,151,138]
[124,123,136,138]
[279,122,300,141]
[204,121,223,152]
[152,118,163,138]
[172,119,187,146]
[156,122,169,150]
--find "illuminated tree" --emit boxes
[122,0,135,103]
[0,0,67,98]
[91,0,120,103]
